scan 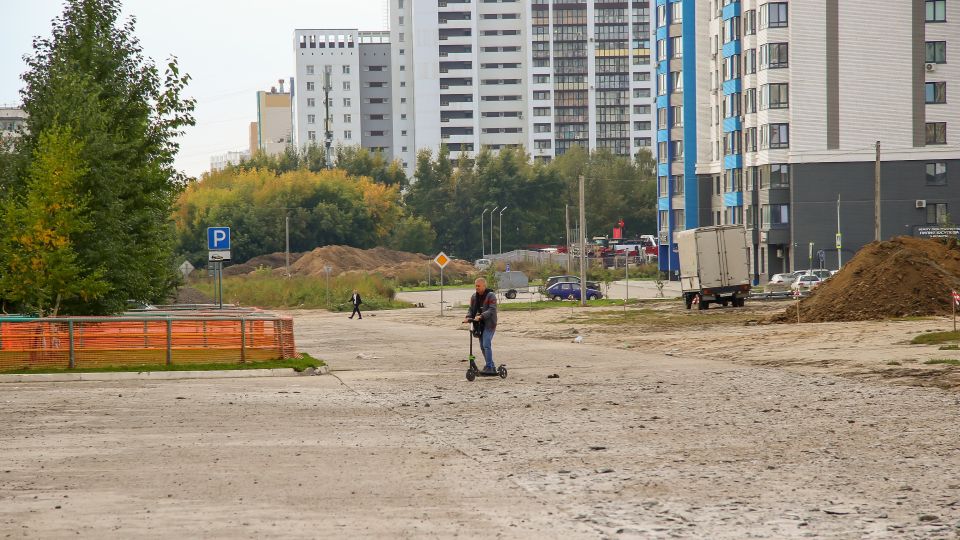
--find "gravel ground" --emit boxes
[3,303,960,538]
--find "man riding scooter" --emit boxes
[463,277,498,374]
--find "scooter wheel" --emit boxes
[498,365,508,379]
[466,369,476,382]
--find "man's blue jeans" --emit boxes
[480,330,495,371]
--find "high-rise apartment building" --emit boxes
[293,29,393,159]
[0,106,27,143]
[251,85,292,156]
[390,0,656,174]
[656,0,960,281]
[210,150,250,172]
[526,1,655,161]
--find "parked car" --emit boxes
[544,274,600,291]
[791,275,822,291]
[474,258,491,270]
[546,281,603,301]
[764,272,797,292]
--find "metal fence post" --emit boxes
[68,320,75,369]
[166,318,172,366]
[240,318,246,364]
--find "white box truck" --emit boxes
[676,225,751,309]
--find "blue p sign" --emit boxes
[207,227,231,250]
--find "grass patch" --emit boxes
[498,298,642,312]
[886,361,902,366]
[939,344,960,350]
[0,353,324,375]
[924,358,960,366]
[194,273,409,311]
[910,331,960,345]
[396,284,474,292]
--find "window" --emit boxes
[760,3,788,29]
[657,4,666,26]
[760,83,789,109]
[307,98,316,107]
[658,142,668,163]
[307,114,316,124]
[343,81,351,90]
[306,65,315,75]
[534,123,551,133]
[671,105,683,127]
[926,0,946,22]
[926,162,947,185]
[344,130,352,140]
[743,10,756,35]
[658,107,668,129]
[671,2,683,23]
[343,98,351,107]
[723,17,740,44]
[534,74,550,84]
[743,48,756,74]
[744,87,757,113]
[672,209,685,231]
[306,81,315,91]
[658,176,669,197]
[744,127,757,152]
[672,175,684,195]
[307,130,316,141]
[533,90,550,100]
[634,104,651,114]
[343,114,352,123]
[343,65,350,74]
[672,140,684,160]
[671,71,683,91]
[633,72,651,82]
[657,73,667,95]
[533,107,550,116]
[761,123,789,149]
[926,41,947,63]
[671,37,683,58]
[759,43,788,69]
[928,203,949,224]
[762,204,790,226]
[769,164,790,188]
[926,81,946,103]
[926,122,947,144]
[634,120,652,130]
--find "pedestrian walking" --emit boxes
[349,289,363,319]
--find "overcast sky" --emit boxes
[1,0,387,178]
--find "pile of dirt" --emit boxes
[225,245,477,283]
[771,236,960,323]
[223,252,306,276]
[168,286,215,305]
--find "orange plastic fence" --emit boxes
[0,316,296,371]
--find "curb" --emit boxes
[0,365,329,383]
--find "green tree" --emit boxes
[9,0,195,314]
[388,215,437,255]
[0,126,107,316]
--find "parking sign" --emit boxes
[207,227,231,250]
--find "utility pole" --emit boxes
[323,66,333,168]
[285,214,290,276]
[499,206,508,256]
[874,140,881,242]
[565,204,572,274]
[578,175,587,307]
[491,206,499,260]
[836,194,842,269]
[481,208,489,257]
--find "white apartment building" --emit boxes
[391,0,528,173]
[0,106,27,143]
[293,29,393,159]
[210,150,250,172]
[656,0,960,280]
[391,0,657,175]
[526,0,655,161]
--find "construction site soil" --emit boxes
[222,245,477,283]
[771,236,960,323]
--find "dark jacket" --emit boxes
[467,289,498,331]
[351,293,362,306]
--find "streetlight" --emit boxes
[490,206,499,258]
[481,208,489,257]
[499,206,508,255]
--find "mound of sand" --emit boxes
[225,245,477,282]
[223,252,306,276]
[771,236,960,323]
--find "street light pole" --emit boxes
[481,208,489,257]
[499,206,508,256]
[491,206,499,260]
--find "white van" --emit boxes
[474,258,491,270]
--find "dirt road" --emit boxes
[3,303,960,538]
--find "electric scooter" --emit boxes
[464,320,507,382]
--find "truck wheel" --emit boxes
[697,295,708,310]
[721,300,729,307]
[684,295,693,309]
[505,290,517,299]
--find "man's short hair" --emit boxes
[475,277,487,286]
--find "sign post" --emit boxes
[207,227,231,309]
[794,288,801,324]
[434,252,450,317]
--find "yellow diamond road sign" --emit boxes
[434,252,450,269]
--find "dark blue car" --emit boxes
[545,281,603,301]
